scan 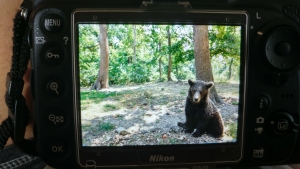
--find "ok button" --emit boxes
[49,141,68,157]
[46,79,64,97]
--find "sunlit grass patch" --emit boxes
[227,123,237,139]
[82,122,92,131]
[232,101,239,105]
[97,122,115,131]
[103,104,120,112]
[81,91,118,101]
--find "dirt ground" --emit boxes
[80,81,239,146]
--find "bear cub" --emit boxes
[178,80,224,138]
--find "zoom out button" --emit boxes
[47,111,66,127]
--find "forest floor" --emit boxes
[80,81,239,146]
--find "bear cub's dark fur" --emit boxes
[178,80,224,138]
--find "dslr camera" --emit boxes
[29,0,300,168]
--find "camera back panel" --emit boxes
[30,0,300,168]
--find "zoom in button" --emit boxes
[46,79,64,97]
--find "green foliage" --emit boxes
[97,122,115,131]
[79,24,101,87]
[209,26,241,82]
[228,123,238,139]
[79,24,241,86]
[103,104,119,112]
[169,138,181,144]
[109,61,151,84]
[81,122,92,131]
[232,101,239,105]
[81,91,117,101]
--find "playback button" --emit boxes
[45,47,63,65]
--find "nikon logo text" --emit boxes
[149,155,175,162]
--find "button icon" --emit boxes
[254,96,269,111]
[49,114,64,125]
[278,121,288,130]
[47,111,65,127]
[255,127,263,134]
[52,145,64,153]
[45,47,63,65]
[50,82,59,95]
[63,37,68,45]
[259,99,264,109]
[36,37,46,44]
[46,79,64,97]
[49,141,67,157]
[44,14,63,32]
[47,52,60,59]
[253,147,264,158]
[256,117,265,124]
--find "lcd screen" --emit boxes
[78,24,241,147]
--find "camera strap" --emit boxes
[0,6,37,156]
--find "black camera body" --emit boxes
[30,0,300,168]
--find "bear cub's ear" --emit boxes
[188,79,195,86]
[206,82,214,89]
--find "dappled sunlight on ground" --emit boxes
[80,81,239,146]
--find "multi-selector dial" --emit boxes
[264,27,300,70]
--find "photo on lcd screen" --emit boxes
[79,24,241,146]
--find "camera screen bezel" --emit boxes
[72,9,248,167]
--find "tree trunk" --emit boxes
[158,41,162,81]
[159,57,162,80]
[133,25,137,63]
[176,65,178,78]
[91,24,109,90]
[167,26,173,81]
[228,58,233,80]
[193,25,223,104]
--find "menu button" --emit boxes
[44,14,63,32]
